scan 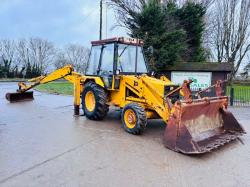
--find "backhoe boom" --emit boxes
[17,65,75,92]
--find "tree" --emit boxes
[1,38,90,78]
[28,38,55,74]
[242,61,250,79]
[25,62,32,78]
[110,0,207,71]
[0,39,17,78]
[54,52,69,69]
[176,2,207,62]
[54,44,90,73]
[65,44,90,73]
[168,0,214,7]
[208,0,250,78]
[108,0,146,30]
[16,39,30,66]
[16,38,56,77]
[110,0,187,71]
[16,39,29,77]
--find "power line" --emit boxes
[81,9,98,23]
[100,0,102,40]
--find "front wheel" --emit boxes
[121,103,147,135]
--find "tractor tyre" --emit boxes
[82,82,109,120]
[121,103,147,135]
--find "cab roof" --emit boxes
[91,37,144,46]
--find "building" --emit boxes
[163,62,233,93]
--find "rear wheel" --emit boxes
[82,82,109,120]
[121,103,147,135]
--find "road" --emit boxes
[0,82,250,187]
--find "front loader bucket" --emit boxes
[164,96,245,154]
[5,91,34,103]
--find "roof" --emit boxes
[164,62,233,72]
[91,37,144,46]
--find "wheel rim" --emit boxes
[124,109,137,129]
[85,91,96,112]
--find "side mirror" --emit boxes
[116,69,120,75]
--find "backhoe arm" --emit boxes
[18,65,74,93]
[5,65,83,103]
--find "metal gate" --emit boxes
[190,85,250,107]
[226,86,250,107]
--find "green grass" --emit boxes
[35,82,250,102]
[36,82,73,95]
[0,78,28,82]
[226,84,250,102]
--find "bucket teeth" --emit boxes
[199,133,242,153]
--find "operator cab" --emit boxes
[86,37,148,89]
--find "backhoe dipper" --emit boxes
[6,37,245,154]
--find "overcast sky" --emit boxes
[0,0,127,47]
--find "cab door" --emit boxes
[98,44,115,89]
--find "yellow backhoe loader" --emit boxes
[6,37,246,154]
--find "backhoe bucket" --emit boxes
[164,96,245,154]
[6,91,34,103]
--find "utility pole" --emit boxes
[99,0,103,40]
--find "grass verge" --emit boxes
[35,82,250,102]
[36,82,73,95]
[226,84,250,102]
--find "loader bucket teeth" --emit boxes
[5,91,34,103]
[164,96,245,154]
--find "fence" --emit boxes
[226,86,250,107]
[190,85,250,107]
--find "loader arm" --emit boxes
[140,77,171,122]
[119,75,173,122]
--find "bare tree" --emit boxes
[16,39,29,68]
[108,0,146,32]
[54,51,70,69]
[170,0,214,7]
[0,39,17,77]
[28,38,55,74]
[208,0,250,78]
[16,38,56,74]
[242,56,250,79]
[64,44,90,73]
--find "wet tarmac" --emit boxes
[0,82,250,187]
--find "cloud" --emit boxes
[0,0,127,47]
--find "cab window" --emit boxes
[117,44,147,73]
[137,47,147,73]
[117,44,136,73]
[99,44,114,76]
[86,46,101,75]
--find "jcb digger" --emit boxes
[6,37,245,154]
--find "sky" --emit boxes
[0,0,127,47]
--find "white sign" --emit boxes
[171,72,212,90]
